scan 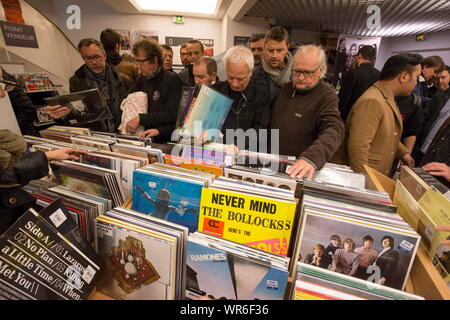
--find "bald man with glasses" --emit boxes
[271,45,344,180]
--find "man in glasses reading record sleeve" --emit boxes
[271,45,345,180]
[46,38,128,132]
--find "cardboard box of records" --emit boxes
[364,165,450,300]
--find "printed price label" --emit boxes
[82,265,96,284]
[49,209,67,228]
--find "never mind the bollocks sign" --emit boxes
[0,20,39,48]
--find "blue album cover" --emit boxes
[132,170,204,233]
[186,239,288,300]
[184,86,233,135]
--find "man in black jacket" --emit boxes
[46,38,129,133]
[414,87,450,171]
[126,39,183,143]
[338,45,380,121]
[212,46,271,152]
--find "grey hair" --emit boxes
[223,45,254,72]
[295,45,328,79]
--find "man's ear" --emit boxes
[399,71,409,84]
[115,43,120,53]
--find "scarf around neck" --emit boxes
[261,51,294,87]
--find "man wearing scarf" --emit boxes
[125,39,183,143]
[253,26,294,108]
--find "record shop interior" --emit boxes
[0,0,449,301]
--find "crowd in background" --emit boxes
[1,26,449,186]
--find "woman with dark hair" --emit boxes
[332,38,348,87]
[346,43,358,69]
[373,236,399,286]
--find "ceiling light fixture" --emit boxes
[132,0,219,15]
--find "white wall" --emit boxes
[375,30,450,70]
[223,15,270,50]
[0,0,84,91]
[27,0,225,54]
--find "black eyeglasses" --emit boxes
[291,67,319,79]
[82,55,103,62]
[133,58,151,65]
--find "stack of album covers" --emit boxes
[50,160,125,208]
[394,179,450,287]
[95,208,188,300]
[198,177,298,257]
[0,200,102,300]
[302,179,396,212]
[39,125,92,142]
[235,150,297,173]
[224,163,366,198]
[186,232,290,300]
[79,151,147,199]
[399,166,449,200]
[23,135,97,153]
[294,188,421,291]
[164,154,224,178]
[112,143,164,164]
[70,134,116,151]
[417,188,450,287]
[179,141,237,167]
[29,186,113,242]
[292,263,424,300]
[132,164,214,233]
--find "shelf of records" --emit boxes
[0,125,448,301]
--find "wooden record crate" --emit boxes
[363,165,450,300]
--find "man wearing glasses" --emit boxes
[213,46,271,151]
[46,38,128,132]
[127,39,183,143]
[271,45,345,180]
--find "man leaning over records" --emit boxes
[46,38,129,132]
[126,39,183,143]
[212,46,271,151]
[270,45,345,180]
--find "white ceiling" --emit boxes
[245,0,450,37]
[103,0,233,19]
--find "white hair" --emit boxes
[223,45,254,72]
[295,45,328,79]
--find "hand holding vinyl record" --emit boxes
[45,104,71,119]
[0,86,5,98]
